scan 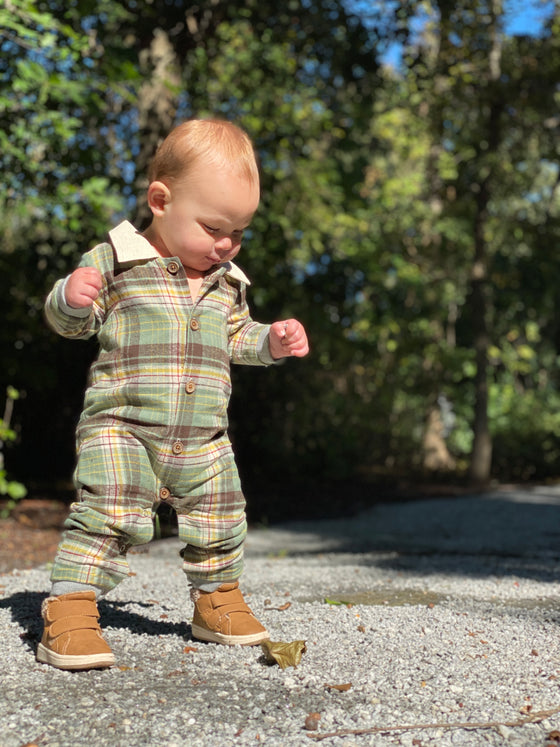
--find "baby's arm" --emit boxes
[268,319,309,360]
[64,267,103,309]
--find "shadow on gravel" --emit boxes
[257,489,560,583]
[98,599,191,639]
[0,591,47,652]
[0,592,192,657]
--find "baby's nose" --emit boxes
[215,236,233,251]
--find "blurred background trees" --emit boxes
[1,0,559,521]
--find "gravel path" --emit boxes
[2,485,560,746]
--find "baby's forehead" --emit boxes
[173,167,260,222]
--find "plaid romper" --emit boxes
[44,221,274,592]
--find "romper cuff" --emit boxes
[257,327,283,366]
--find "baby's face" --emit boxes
[155,165,260,274]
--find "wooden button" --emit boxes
[185,381,196,394]
[159,487,171,501]
[167,261,180,275]
[190,318,200,331]
[172,440,184,455]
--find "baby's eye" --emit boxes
[202,224,220,233]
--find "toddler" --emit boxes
[38,118,309,670]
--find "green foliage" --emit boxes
[491,385,560,481]
[0,387,27,517]
[1,0,560,515]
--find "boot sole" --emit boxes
[191,624,270,646]
[36,643,115,670]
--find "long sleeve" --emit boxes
[226,283,275,366]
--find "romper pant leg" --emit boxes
[172,443,247,587]
[50,428,157,593]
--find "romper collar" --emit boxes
[108,220,251,285]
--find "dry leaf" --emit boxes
[264,602,292,611]
[304,712,321,731]
[325,682,352,692]
[261,639,306,669]
[183,646,197,654]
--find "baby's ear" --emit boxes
[147,181,171,216]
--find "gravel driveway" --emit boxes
[2,485,560,746]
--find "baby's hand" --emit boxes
[269,319,309,360]
[65,267,103,309]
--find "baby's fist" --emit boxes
[65,267,103,309]
[269,319,309,360]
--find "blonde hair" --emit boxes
[148,118,260,187]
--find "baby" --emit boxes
[39,118,309,670]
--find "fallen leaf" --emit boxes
[183,646,197,654]
[357,625,366,633]
[264,602,292,611]
[547,730,560,742]
[531,649,539,656]
[261,639,306,669]
[520,705,533,715]
[325,682,352,692]
[324,597,352,607]
[304,712,321,731]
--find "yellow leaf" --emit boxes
[261,639,306,669]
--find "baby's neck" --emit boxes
[185,268,204,299]
[183,265,206,301]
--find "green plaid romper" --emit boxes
[44,221,275,592]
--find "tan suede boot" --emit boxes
[191,582,269,646]
[37,591,115,670]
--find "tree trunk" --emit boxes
[467,195,492,484]
[467,0,503,485]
